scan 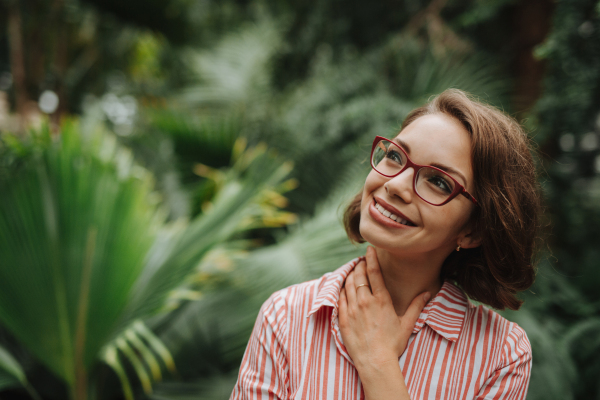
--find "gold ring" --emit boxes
[356,284,370,289]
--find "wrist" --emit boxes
[354,356,400,379]
[356,359,410,400]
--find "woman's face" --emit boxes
[360,113,478,258]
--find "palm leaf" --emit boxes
[0,343,41,399]
[151,374,239,400]
[147,108,244,170]
[388,44,510,107]
[120,141,296,326]
[0,122,162,385]
[99,320,179,400]
[154,169,368,390]
[0,121,295,398]
[177,19,281,108]
[101,346,134,400]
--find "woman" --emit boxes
[230,89,540,400]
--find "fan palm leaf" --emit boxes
[0,344,41,399]
[0,121,296,399]
[178,19,282,109]
[0,123,162,390]
[152,168,368,396]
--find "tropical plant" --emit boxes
[133,16,527,399]
[0,119,297,400]
[149,166,369,399]
[168,14,512,219]
[0,342,41,399]
[527,0,600,397]
[4,1,597,399]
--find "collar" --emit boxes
[306,257,468,342]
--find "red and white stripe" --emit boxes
[231,257,532,400]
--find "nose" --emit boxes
[384,166,415,203]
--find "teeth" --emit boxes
[375,202,411,226]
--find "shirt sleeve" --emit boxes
[475,323,532,400]
[230,292,290,400]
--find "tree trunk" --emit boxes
[511,0,555,115]
[52,0,67,128]
[53,16,69,128]
[6,0,29,128]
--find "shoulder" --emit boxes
[259,257,362,325]
[260,275,323,320]
[463,298,532,365]
[465,300,530,343]
[462,301,533,397]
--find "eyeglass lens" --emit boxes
[371,140,456,205]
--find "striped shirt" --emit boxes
[231,257,532,400]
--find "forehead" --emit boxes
[395,113,473,185]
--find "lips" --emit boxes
[373,196,416,226]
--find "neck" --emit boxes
[374,247,444,317]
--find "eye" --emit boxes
[385,149,404,164]
[427,175,453,194]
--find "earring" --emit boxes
[456,244,461,252]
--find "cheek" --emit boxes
[361,172,383,213]
[430,205,471,235]
[363,170,385,197]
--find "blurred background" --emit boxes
[0,0,599,399]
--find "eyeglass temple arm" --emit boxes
[460,190,478,205]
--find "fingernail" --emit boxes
[423,292,431,302]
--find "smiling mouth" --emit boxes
[373,199,416,226]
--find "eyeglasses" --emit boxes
[370,136,478,206]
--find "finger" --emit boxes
[400,292,431,337]
[365,246,388,298]
[338,288,348,327]
[353,260,372,298]
[345,270,357,306]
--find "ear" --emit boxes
[457,224,482,249]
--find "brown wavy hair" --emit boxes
[343,89,541,310]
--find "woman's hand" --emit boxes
[338,246,430,372]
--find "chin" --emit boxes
[359,215,424,256]
[359,218,393,250]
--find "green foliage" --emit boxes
[501,263,583,400]
[0,120,297,399]
[454,0,518,28]
[178,19,283,110]
[0,344,41,399]
[3,0,600,399]
[79,0,189,44]
[528,0,600,397]
[173,16,511,217]
[270,35,509,214]
[149,168,368,397]
[101,320,177,398]
[0,122,162,383]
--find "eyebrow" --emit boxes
[392,137,468,185]
[393,137,411,154]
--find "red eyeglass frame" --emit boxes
[370,136,478,206]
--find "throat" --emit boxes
[374,249,444,316]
